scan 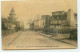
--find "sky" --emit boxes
[1,0,77,29]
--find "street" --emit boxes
[4,30,76,49]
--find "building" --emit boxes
[41,15,51,33]
[50,11,68,34]
[2,7,21,34]
[8,7,17,23]
[29,9,77,34]
[30,22,34,30]
[50,9,77,34]
[7,7,18,32]
[33,19,45,31]
[30,15,50,31]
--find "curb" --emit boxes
[38,33,77,47]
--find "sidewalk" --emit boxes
[38,32,77,46]
[2,31,21,49]
[51,34,77,46]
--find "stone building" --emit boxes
[33,19,45,31]
[41,15,51,33]
[50,11,67,34]
[30,15,50,32]
[50,9,77,34]
[7,7,18,32]
[29,9,77,34]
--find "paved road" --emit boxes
[5,30,76,49]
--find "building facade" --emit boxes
[50,9,77,34]
[30,9,77,34]
[50,11,67,34]
[33,19,45,31]
[2,7,23,35]
[7,7,18,32]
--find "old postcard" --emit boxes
[1,0,77,49]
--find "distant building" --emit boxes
[30,15,50,31]
[19,21,24,30]
[30,22,34,30]
[29,9,77,34]
[33,19,45,31]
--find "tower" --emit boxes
[66,9,76,27]
[8,7,17,23]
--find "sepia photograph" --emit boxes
[1,0,77,49]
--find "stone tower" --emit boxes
[8,7,17,23]
[67,9,76,27]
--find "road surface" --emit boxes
[4,30,76,49]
